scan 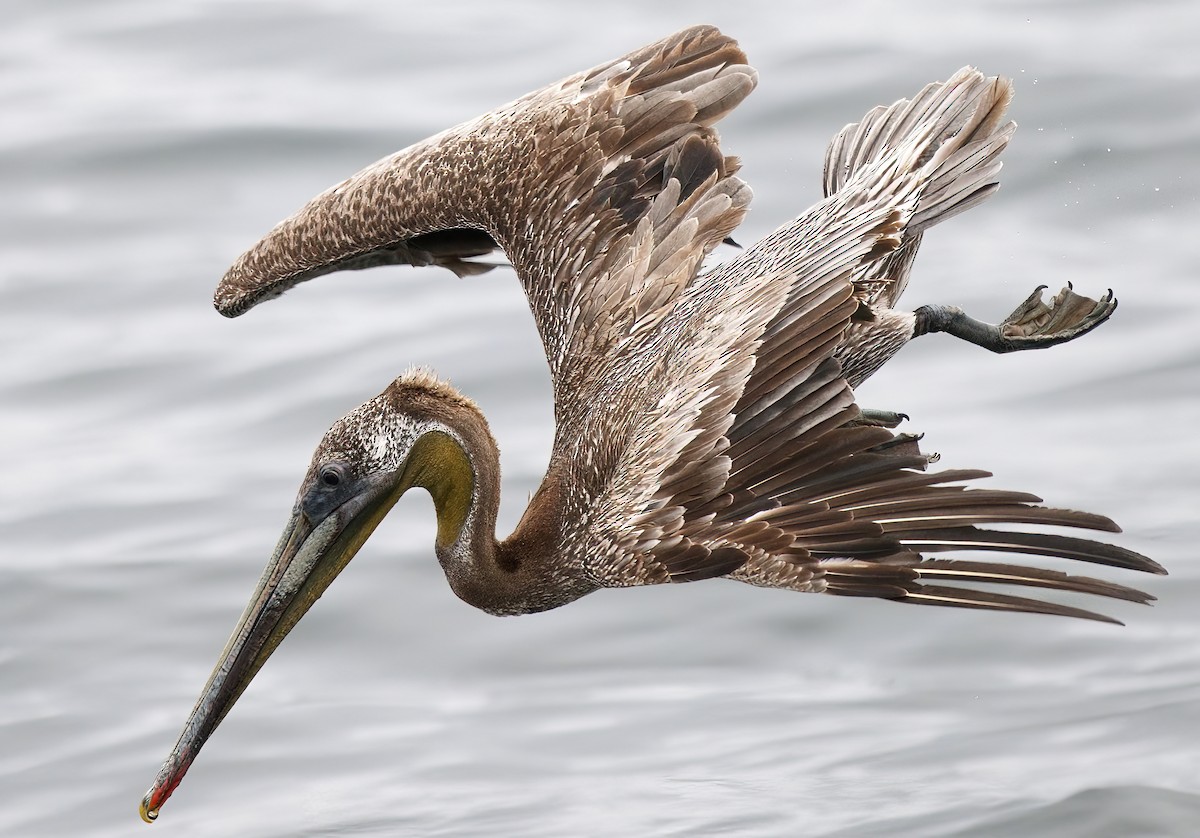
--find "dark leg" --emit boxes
[854,409,909,429]
[913,284,1116,353]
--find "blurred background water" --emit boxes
[3,1,1198,836]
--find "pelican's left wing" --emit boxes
[213,27,756,410]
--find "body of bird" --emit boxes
[140,25,1161,823]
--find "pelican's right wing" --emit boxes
[575,67,1160,621]
[574,68,1011,588]
[213,26,756,409]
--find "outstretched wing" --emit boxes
[213,26,756,419]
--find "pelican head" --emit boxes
[140,370,489,822]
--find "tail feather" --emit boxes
[910,123,1016,233]
[823,67,1015,308]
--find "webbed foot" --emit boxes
[998,283,1117,349]
[914,284,1116,354]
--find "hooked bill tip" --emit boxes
[139,793,160,824]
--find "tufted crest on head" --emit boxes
[385,366,482,414]
[308,368,488,479]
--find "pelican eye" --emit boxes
[319,465,345,487]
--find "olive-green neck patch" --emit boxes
[405,430,475,548]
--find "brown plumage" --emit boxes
[141,26,1162,823]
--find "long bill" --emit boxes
[139,472,406,823]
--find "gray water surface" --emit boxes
[4,2,1199,836]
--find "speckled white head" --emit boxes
[305,366,485,484]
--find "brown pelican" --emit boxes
[140,26,1161,823]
